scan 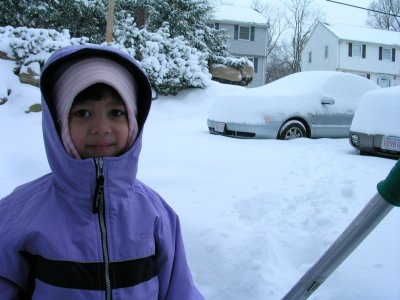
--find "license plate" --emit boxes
[381,135,400,152]
[214,122,226,133]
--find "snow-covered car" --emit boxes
[349,86,400,159]
[207,71,380,140]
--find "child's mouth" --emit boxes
[88,143,113,151]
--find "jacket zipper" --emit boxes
[93,157,112,300]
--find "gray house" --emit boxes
[302,22,400,87]
[209,5,269,87]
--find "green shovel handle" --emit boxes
[377,160,400,207]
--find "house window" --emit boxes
[207,23,219,29]
[359,73,371,79]
[239,26,250,40]
[324,45,328,58]
[308,51,312,63]
[378,76,390,87]
[348,43,366,58]
[234,25,255,41]
[379,47,396,61]
[352,44,362,57]
[383,48,392,60]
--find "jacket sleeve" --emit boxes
[0,196,31,300]
[155,200,204,300]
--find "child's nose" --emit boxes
[90,116,112,135]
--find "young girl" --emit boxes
[0,44,204,300]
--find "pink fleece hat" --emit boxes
[52,57,138,159]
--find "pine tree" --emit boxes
[0,0,108,43]
[0,0,34,27]
[114,14,210,95]
[145,0,230,61]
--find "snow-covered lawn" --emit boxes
[0,59,399,299]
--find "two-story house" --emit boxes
[302,22,400,87]
[209,5,269,87]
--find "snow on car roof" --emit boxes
[208,71,379,124]
[350,86,400,136]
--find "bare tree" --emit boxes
[251,0,287,58]
[264,47,292,83]
[367,0,400,31]
[281,0,322,73]
[253,0,322,82]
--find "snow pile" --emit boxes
[0,59,41,108]
[350,86,400,135]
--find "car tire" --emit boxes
[278,121,307,140]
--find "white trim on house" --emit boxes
[302,22,400,87]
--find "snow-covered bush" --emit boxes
[141,29,210,95]
[114,16,211,95]
[0,26,87,71]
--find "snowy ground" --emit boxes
[0,59,399,299]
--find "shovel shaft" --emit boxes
[282,160,400,300]
[282,193,392,300]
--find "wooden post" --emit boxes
[106,0,115,43]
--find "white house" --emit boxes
[209,5,269,87]
[302,22,400,87]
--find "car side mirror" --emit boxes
[321,97,335,105]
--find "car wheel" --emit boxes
[278,121,307,140]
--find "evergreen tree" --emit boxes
[113,14,210,95]
[0,0,108,43]
[0,0,32,27]
[145,0,232,63]
[146,0,212,38]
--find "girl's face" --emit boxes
[69,95,130,159]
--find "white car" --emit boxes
[349,86,400,159]
[207,71,380,139]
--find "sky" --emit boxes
[1,46,400,299]
[319,0,373,26]
[218,0,373,27]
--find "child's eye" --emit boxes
[110,110,126,118]
[73,110,91,118]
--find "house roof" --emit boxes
[210,5,268,26]
[323,22,400,46]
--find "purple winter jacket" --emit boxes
[0,45,204,300]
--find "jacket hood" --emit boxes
[40,44,152,199]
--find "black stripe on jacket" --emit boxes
[22,252,158,290]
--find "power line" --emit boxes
[326,0,400,18]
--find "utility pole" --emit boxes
[106,0,115,43]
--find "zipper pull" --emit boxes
[93,158,104,214]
